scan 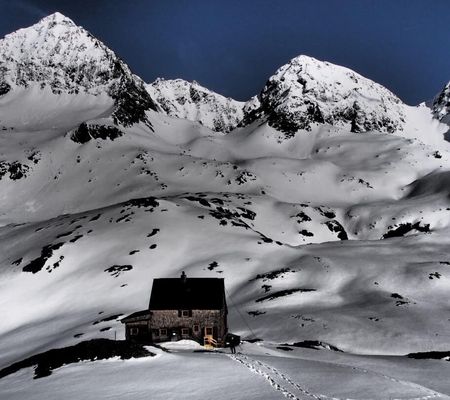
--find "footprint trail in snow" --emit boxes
[228,353,447,400]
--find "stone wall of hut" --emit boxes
[124,320,151,342]
[149,309,227,345]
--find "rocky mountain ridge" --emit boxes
[1,13,447,138]
[432,81,450,125]
[147,55,449,144]
[146,78,244,133]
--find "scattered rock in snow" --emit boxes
[22,242,65,273]
[251,268,291,281]
[92,314,123,325]
[11,258,22,266]
[147,228,160,237]
[208,261,218,271]
[324,220,348,240]
[256,288,315,303]
[382,222,430,239]
[288,340,343,352]
[248,310,266,317]
[70,123,124,144]
[104,265,133,277]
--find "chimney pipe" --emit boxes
[181,271,187,283]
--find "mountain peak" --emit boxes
[286,54,323,65]
[242,54,406,136]
[38,11,76,27]
[0,13,157,127]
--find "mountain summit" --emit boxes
[241,55,406,136]
[0,12,157,128]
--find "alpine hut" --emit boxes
[122,272,230,348]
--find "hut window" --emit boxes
[205,327,213,336]
[181,310,190,317]
[160,329,167,336]
[130,327,139,335]
[152,329,159,336]
[181,328,189,335]
[193,325,199,332]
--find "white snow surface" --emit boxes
[1,12,450,400]
[1,343,449,400]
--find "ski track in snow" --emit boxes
[228,353,446,400]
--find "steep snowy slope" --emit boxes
[1,13,450,399]
[146,78,245,133]
[0,12,157,131]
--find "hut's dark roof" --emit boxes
[149,277,226,310]
[121,309,151,323]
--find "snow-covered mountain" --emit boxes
[0,12,157,130]
[146,78,245,133]
[1,12,450,399]
[240,55,406,136]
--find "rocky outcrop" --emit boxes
[432,82,450,125]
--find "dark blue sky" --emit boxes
[0,0,449,104]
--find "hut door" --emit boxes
[204,327,217,348]
[204,326,213,339]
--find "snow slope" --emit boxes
[1,12,450,399]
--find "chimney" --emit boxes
[180,271,187,284]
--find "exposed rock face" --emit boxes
[241,55,406,137]
[70,122,124,144]
[0,160,30,180]
[146,78,245,133]
[432,82,450,125]
[0,12,157,127]
[0,81,10,96]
